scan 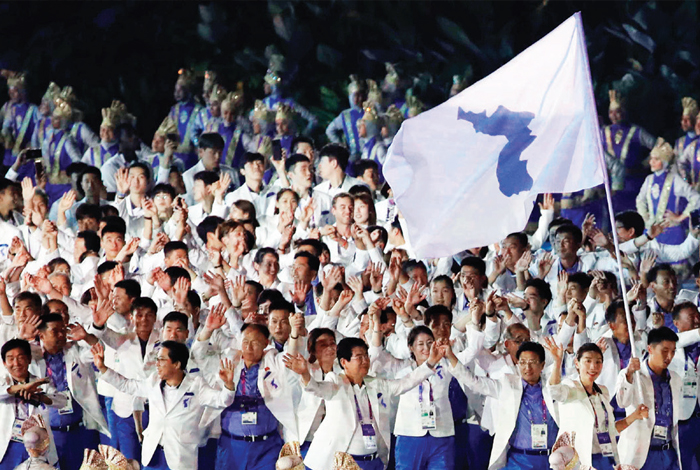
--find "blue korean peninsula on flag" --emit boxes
[383,12,605,259]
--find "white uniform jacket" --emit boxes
[100,369,234,470]
[615,361,682,469]
[302,362,435,470]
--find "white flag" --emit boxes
[384,12,605,259]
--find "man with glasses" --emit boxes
[460,341,559,469]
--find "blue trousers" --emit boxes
[466,423,492,470]
[99,395,119,448]
[144,445,170,470]
[453,422,469,470]
[641,448,680,470]
[54,426,100,470]
[680,416,700,470]
[352,458,384,470]
[215,432,284,470]
[502,450,550,469]
[591,453,616,470]
[395,434,455,470]
[198,437,218,470]
[0,441,29,470]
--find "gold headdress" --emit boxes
[203,70,217,94]
[650,137,674,163]
[101,107,119,129]
[209,84,228,104]
[253,100,273,122]
[275,441,304,470]
[222,84,244,110]
[105,100,136,127]
[384,104,404,125]
[348,75,364,95]
[59,86,77,105]
[156,117,178,137]
[20,415,50,457]
[42,82,61,104]
[52,97,73,120]
[176,68,195,88]
[264,54,286,86]
[362,100,379,122]
[332,452,361,470]
[406,95,424,118]
[367,79,382,105]
[1,70,26,89]
[98,444,131,470]
[682,97,699,118]
[608,89,625,111]
[79,450,108,470]
[275,103,293,121]
[384,63,399,87]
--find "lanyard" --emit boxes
[240,368,247,395]
[590,395,609,433]
[418,380,434,406]
[525,394,548,425]
[353,389,374,424]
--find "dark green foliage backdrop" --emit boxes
[0,1,697,144]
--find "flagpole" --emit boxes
[575,13,646,406]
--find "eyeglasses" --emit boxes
[350,354,370,362]
[518,360,542,367]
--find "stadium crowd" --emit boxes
[0,53,698,470]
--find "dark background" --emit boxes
[0,1,697,144]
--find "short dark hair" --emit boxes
[291,135,314,154]
[128,161,151,181]
[100,205,119,219]
[516,341,546,363]
[163,311,188,330]
[77,231,101,253]
[115,279,141,299]
[402,259,427,278]
[336,337,368,369]
[164,266,190,285]
[576,342,603,361]
[258,288,284,305]
[568,272,592,291]
[160,340,189,370]
[604,299,628,324]
[525,278,552,304]
[424,305,453,326]
[194,170,220,186]
[0,177,14,194]
[101,222,127,239]
[367,225,388,247]
[152,183,176,199]
[555,224,583,245]
[294,251,320,273]
[241,323,270,340]
[97,261,118,276]
[132,297,158,316]
[284,153,310,173]
[353,159,379,176]
[616,211,646,238]
[254,247,279,264]
[38,313,65,331]
[319,143,350,170]
[198,132,225,150]
[673,301,699,321]
[647,326,679,346]
[268,299,294,315]
[505,232,529,249]
[243,152,265,165]
[196,215,225,244]
[648,263,674,284]
[76,203,102,222]
[460,257,486,276]
[693,261,700,279]
[187,290,201,310]
[14,292,42,311]
[348,184,371,197]
[1,338,31,362]
[164,241,188,258]
[295,238,323,257]
[232,200,256,220]
[67,162,89,178]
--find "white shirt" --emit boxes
[101,152,149,193]
[346,384,377,455]
[313,175,365,199]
